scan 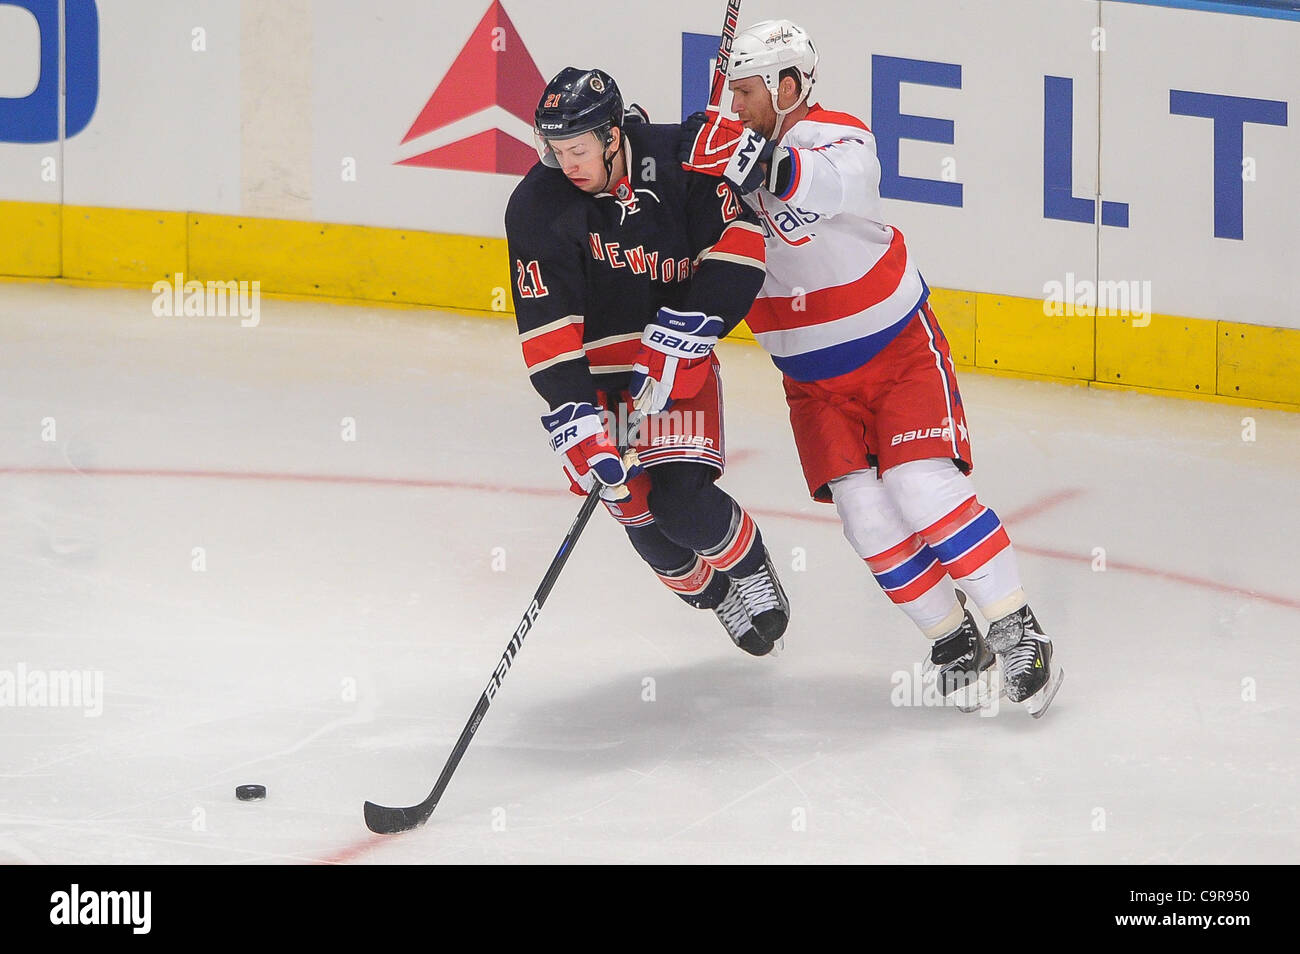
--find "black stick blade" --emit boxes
[364,799,433,834]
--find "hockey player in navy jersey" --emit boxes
[506,67,789,655]
[680,21,1062,714]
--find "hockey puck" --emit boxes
[235,784,267,801]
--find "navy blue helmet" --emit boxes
[533,67,624,168]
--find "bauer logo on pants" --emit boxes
[890,425,950,446]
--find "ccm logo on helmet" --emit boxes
[648,330,712,353]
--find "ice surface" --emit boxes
[1,282,1295,863]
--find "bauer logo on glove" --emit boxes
[541,401,639,497]
[628,308,724,417]
[549,424,581,450]
[646,329,715,354]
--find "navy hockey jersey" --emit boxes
[505,122,767,409]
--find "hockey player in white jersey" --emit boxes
[679,19,1063,716]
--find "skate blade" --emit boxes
[734,633,784,657]
[952,668,1003,713]
[1025,665,1065,719]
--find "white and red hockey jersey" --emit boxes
[742,105,929,382]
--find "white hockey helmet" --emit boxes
[727,19,818,120]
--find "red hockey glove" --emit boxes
[679,110,775,194]
[541,402,640,497]
[628,308,723,416]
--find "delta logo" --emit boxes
[396,0,545,176]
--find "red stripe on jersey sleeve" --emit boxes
[521,322,584,370]
[584,337,641,368]
[804,105,871,132]
[710,223,766,262]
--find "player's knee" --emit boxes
[881,457,974,531]
[830,468,900,557]
[646,462,715,533]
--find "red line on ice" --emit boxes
[1001,487,1087,524]
[12,463,1289,864]
[0,465,562,497]
[6,466,1294,610]
[315,835,390,865]
[1013,545,1300,611]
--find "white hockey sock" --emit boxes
[830,468,961,636]
[882,458,1027,620]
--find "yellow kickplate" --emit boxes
[0,200,60,276]
[1218,322,1300,406]
[975,293,1094,380]
[62,205,186,284]
[1096,312,1217,395]
[188,214,511,311]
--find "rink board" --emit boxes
[3,198,1297,410]
[0,0,1297,406]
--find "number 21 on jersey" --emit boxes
[717,183,740,223]
[515,259,550,299]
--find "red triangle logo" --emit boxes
[400,0,545,145]
[396,128,538,176]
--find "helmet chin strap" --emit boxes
[768,82,810,144]
[598,129,621,194]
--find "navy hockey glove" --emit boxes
[629,307,723,416]
[542,402,640,497]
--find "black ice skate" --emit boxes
[729,549,790,653]
[924,608,998,712]
[712,577,772,656]
[987,605,1065,718]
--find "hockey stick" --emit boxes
[706,0,744,112]
[364,447,637,834]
